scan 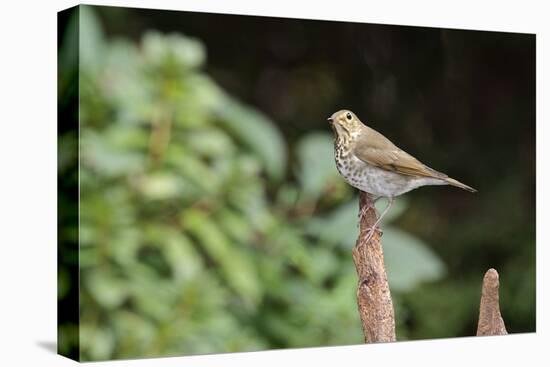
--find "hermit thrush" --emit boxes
[328,109,476,241]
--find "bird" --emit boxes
[327,109,476,242]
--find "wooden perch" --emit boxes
[476,268,508,336]
[352,191,396,343]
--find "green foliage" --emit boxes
[72,6,448,360]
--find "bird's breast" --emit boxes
[334,148,421,198]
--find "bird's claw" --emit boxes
[357,204,376,228]
[363,226,383,243]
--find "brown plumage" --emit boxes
[352,124,476,192]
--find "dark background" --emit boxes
[99,7,535,146]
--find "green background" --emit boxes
[58,5,535,361]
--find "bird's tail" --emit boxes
[444,177,477,193]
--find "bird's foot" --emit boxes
[363,225,383,244]
[357,203,376,228]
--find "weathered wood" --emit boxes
[352,191,396,343]
[476,268,508,336]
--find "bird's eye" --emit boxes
[346,112,352,121]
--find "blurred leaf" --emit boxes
[182,209,262,306]
[79,246,100,268]
[105,42,154,126]
[307,246,340,285]
[306,200,358,247]
[383,228,446,292]
[79,5,105,73]
[80,325,116,361]
[81,130,145,177]
[216,98,286,180]
[138,173,182,200]
[144,226,204,281]
[189,74,225,111]
[111,310,156,357]
[173,153,220,194]
[86,270,129,309]
[110,228,141,266]
[185,128,235,158]
[167,33,206,68]
[126,264,180,321]
[216,208,254,244]
[296,132,339,199]
[142,31,206,69]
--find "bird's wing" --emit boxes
[353,127,447,179]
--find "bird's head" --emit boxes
[327,109,363,139]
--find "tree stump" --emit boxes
[476,268,508,336]
[352,191,396,343]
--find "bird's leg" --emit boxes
[363,197,394,244]
[357,194,377,227]
[358,202,374,224]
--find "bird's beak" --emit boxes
[327,117,337,134]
